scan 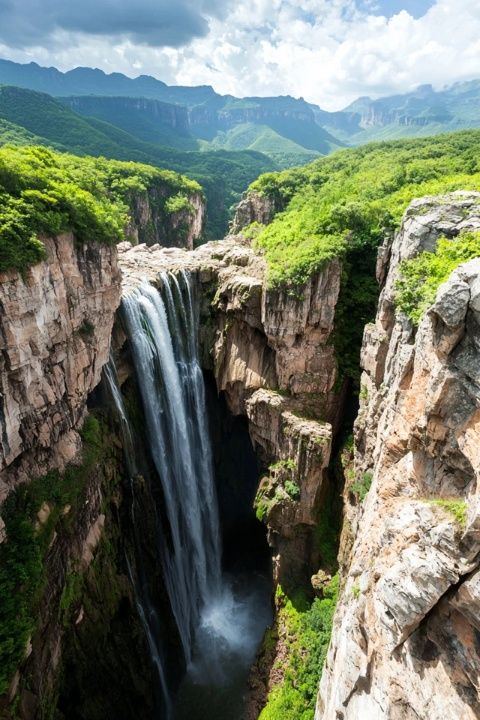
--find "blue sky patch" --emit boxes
[361,0,436,19]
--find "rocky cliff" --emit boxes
[0,233,121,495]
[318,192,480,720]
[63,96,191,133]
[0,232,159,719]
[125,184,204,250]
[119,234,341,586]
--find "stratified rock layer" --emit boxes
[0,233,121,495]
[120,235,342,420]
[318,192,480,720]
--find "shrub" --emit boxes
[284,480,301,500]
[164,193,194,215]
[395,231,480,324]
[428,499,468,528]
[351,471,373,503]
[259,576,339,720]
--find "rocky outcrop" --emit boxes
[247,389,332,587]
[230,191,278,233]
[125,186,204,249]
[0,233,121,496]
[318,192,480,720]
[119,235,342,420]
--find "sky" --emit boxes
[0,0,478,110]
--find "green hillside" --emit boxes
[0,144,201,273]
[0,86,126,156]
[60,95,199,150]
[250,130,480,287]
[0,118,61,148]
[210,123,320,167]
[0,86,275,238]
[246,130,480,385]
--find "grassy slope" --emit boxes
[210,122,320,167]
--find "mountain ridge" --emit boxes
[4,57,480,158]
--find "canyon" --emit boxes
[1,180,480,720]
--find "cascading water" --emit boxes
[118,271,271,718]
[122,273,223,666]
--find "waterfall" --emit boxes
[122,272,223,667]
[103,358,172,719]
[116,270,271,715]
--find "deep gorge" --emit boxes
[2,136,480,720]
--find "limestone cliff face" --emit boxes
[0,233,121,496]
[120,236,342,420]
[318,192,480,720]
[119,236,341,584]
[0,232,158,719]
[125,187,204,249]
[247,389,332,586]
[230,191,279,233]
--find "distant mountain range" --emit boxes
[1,58,480,166]
[1,57,480,238]
[0,83,276,238]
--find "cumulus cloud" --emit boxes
[0,0,478,109]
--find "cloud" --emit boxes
[0,0,232,48]
[0,0,478,110]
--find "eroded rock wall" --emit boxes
[118,235,341,584]
[0,233,121,496]
[318,192,480,720]
[126,188,204,249]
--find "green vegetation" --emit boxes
[428,499,468,528]
[352,582,361,600]
[396,231,480,324]
[0,415,104,695]
[351,471,373,503]
[59,572,83,622]
[164,193,194,215]
[210,122,321,168]
[259,578,339,720]
[0,144,201,273]
[247,130,480,386]
[313,437,348,572]
[359,384,368,401]
[284,479,301,501]
[269,459,297,472]
[0,117,58,148]
[255,458,302,521]
[0,85,275,238]
[250,131,480,288]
